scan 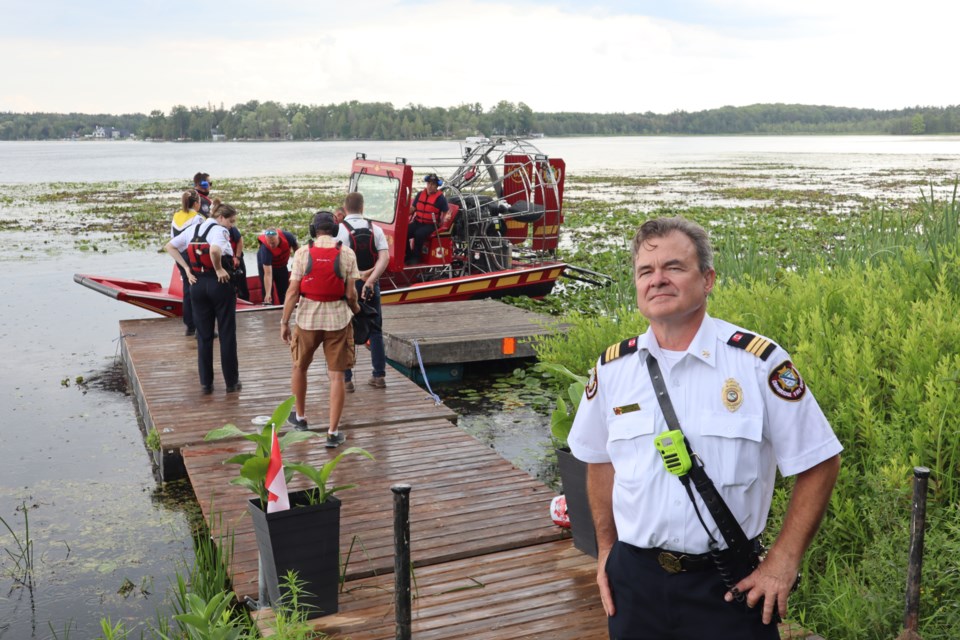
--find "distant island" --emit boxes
[1,101,958,141]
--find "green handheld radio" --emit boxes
[654,429,693,476]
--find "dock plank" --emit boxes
[119,310,457,457]
[381,299,563,366]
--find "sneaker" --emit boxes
[325,431,346,448]
[287,411,308,432]
[368,376,386,389]
[200,384,213,395]
[344,380,355,393]
[185,327,196,337]
[226,381,242,393]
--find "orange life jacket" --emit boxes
[413,190,443,224]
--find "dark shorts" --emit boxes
[290,325,355,372]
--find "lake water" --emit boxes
[3,135,960,184]
[2,136,960,638]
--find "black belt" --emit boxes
[630,538,762,575]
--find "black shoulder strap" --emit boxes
[646,353,751,554]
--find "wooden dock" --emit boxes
[120,306,608,638]
[121,306,818,640]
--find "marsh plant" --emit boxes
[534,195,960,639]
[1,500,35,588]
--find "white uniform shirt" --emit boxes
[335,214,389,262]
[568,314,842,554]
[169,218,233,257]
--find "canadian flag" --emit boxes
[266,426,290,513]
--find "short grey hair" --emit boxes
[631,216,714,273]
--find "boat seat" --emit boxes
[432,203,459,238]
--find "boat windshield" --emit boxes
[353,173,399,224]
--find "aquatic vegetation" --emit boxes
[534,190,960,639]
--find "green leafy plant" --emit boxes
[145,428,161,452]
[204,396,317,509]
[534,362,588,448]
[286,447,375,505]
[205,395,374,509]
[163,591,250,640]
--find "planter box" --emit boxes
[556,448,597,558]
[248,490,341,615]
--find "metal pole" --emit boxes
[392,484,412,640]
[904,466,931,633]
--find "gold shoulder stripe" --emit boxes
[600,337,640,365]
[727,331,776,361]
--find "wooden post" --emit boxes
[904,466,931,633]
[392,484,412,640]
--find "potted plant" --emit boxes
[537,363,597,558]
[205,395,374,615]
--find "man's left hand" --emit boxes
[725,551,798,624]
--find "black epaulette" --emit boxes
[600,337,639,365]
[727,331,776,361]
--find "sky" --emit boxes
[1,0,956,116]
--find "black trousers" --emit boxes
[190,274,238,388]
[259,265,290,305]
[407,220,436,263]
[176,259,195,331]
[606,542,779,640]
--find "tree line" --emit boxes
[2,101,959,141]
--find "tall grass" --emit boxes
[536,188,960,639]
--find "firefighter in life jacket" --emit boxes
[257,228,299,305]
[164,199,242,395]
[406,173,449,265]
[280,211,361,448]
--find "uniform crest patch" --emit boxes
[584,366,598,400]
[768,360,806,401]
[722,378,743,412]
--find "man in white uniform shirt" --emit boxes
[569,216,841,639]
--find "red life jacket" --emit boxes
[258,230,292,268]
[413,190,443,224]
[187,222,222,274]
[299,244,345,302]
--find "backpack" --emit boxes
[345,219,377,271]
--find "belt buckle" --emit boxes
[657,551,683,574]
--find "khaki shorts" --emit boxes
[290,324,355,371]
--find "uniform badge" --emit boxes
[613,403,640,415]
[722,378,743,412]
[584,367,598,400]
[768,360,806,401]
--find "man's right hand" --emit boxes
[597,545,615,617]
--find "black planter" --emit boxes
[556,448,597,558]
[248,490,341,615]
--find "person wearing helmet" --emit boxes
[406,173,449,265]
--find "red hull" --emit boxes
[74,262,567,318]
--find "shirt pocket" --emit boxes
[697,411,763,488]
[607,410,657,482]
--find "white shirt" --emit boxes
[568,314,842,554]
[335,213,389,254]
[169,218,233,256]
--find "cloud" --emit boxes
[2,0,959,114]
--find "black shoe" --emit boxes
[226,381,242,393]
[325,431,347,448]
[287,411,308,431]
[200,384,213,395]
[186,328,196,337]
